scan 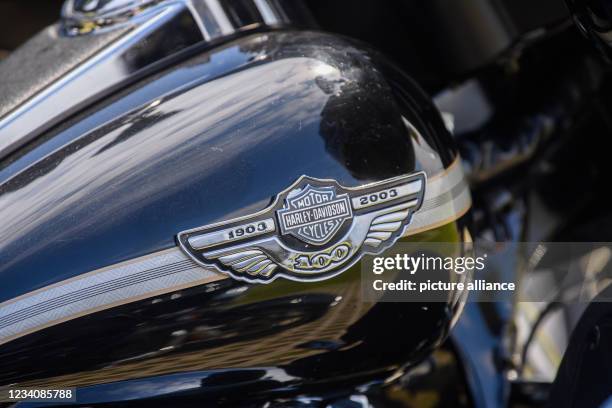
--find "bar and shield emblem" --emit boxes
[177,173,426,283]
[277,185,352,245]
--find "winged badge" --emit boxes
[177,173,426,283]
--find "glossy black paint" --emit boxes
[0,30,455,303]
[0,30,460,402]
[2,273,461,404]
[0,0,316,160]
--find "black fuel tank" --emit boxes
[0,30,470,404]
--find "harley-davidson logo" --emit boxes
[277,185,352,245]
[177,173,426,283]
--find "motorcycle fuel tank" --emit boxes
[0,2,471,404]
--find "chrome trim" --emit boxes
[405,158,471,235]
[0,1,199,161]
[177,173,427,283]
[253,0,281,25]
[201,0,234,35]
[0,0,299,161]
[0,248,225,346]
[0,160,469,345]
[62,0,164,35]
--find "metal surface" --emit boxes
[0,248,223,346]
[0,162,470,347]
[0,0,306,162]
[62,0,164,34]
[0,30,458,304]
[0,28,468,403]
[178,173,425,283]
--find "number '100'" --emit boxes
[293,243,351,270]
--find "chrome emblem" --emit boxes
[177,173,426,283]
[277,185,352,245]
